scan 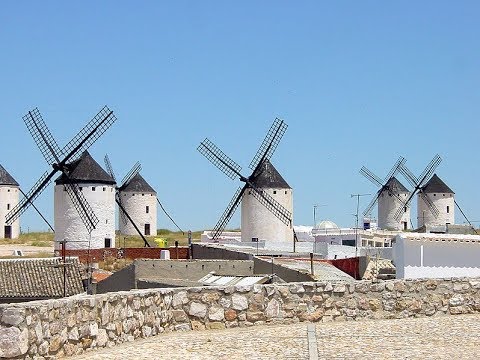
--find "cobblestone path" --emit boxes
[71,314,480,360]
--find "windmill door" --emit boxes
[4,226,12,239]
[144,224,151,236]
[402,222,407,231]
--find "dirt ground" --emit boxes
[0,244,54,257]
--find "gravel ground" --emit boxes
[70,314,480,360]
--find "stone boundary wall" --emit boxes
[62,247,189,263]
[1,278,480,358]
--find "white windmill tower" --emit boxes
[198,119,294,244]
[241,160,293,242]
[6,106,117,251]
[360,157,411,231]
[417,174,455,227]
[0,165,20,239]
[103,155,157,239]
[54,151,116,249]
[118,173,157,237]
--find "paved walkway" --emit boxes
[71,314,480,359]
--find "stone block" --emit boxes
[289,284,305,294]
[1,308,26,326]
[219,297,231,308]
[232,294,248,311]
[206,322,226,330]
[0,327,28,358]
[188,302,207,318]
[97,329,108,347]
[208,306,225,321]
[265,299,280,318]
[174,323,191,331]
[202,292,220,304]
[449,295,464,307]
[172,291,188,308]
[225,309,237,321]
[49,334,65,353]
[246,311,265,322]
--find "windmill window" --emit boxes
[404,207,407,213]
[285,191,287,194]
[7,204,10,210]
[273,191,277,194]
[79,187,83,191]
[142,194,145,196]
[7,189,10,192]
[447,206,450,214]
[92,187,96,191]
[433,194,436,196]
[146,206,149,214]
[106,219,108,224]
[103,187,106,191]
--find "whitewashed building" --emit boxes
[0,165,20,239]
[378,177,411,231]
[54,151,116,250]
[417,174,455,228]
[393,233,480,279]
[241,160,293,243]
[119,173,157,236]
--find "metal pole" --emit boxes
[187,230,192,260]
[350,194,370,254]
[310,252,314,276]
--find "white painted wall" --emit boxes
[0,185,20,239]
[417,193,455,228]
[378,192,410,230]
[241,187,293,243]
[118,191,157,236]
[393,234,480,279]
[54,183,116,250]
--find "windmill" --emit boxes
[198,118,294,244]
[104,155,151,247]
[5,106,117,249]
[0,164,54,238]
[360,157,410,230]
[394,154,443,227]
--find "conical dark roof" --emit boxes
[55,151,115,185]
[381,176,408,194]
[421,174,454,194]
[120,173,156,194]
[0,165,19,186]
[249,160,290,189]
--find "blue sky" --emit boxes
[1,1,479,232]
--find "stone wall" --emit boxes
[1,278,480,359]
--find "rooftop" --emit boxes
[55,151,116,185]
[120,173,156,194]
[0,257,86,300]
[383,176,409,194]
[0,165,19,186]
[421,174,454,194]
[250,160,290,189]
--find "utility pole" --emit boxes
[350,193,370,254]
[313,204,327,227]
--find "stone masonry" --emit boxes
[1,278,480,358]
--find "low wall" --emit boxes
[1,278,480,358]
[63,247,189,263]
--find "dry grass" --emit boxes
[0,229,205,249]
[0,232,55,246]
[99,256,133,272]
[115,229,203,248]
